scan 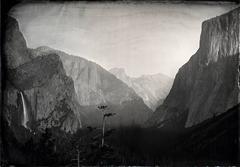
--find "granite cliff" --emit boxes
[31,47,152,126]
[147,8,239,128]
[4,16,32,69]
[3,16,82,134]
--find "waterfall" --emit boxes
[20,92,29,128]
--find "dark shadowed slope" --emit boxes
[171,104,239,163]
[109,104,239,165]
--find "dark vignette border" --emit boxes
[0,0,239,166]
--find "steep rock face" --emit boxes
[31,47,152,126]
[4,16,32,69]
[109,68,173,111]
[3,17,81,133]
[4,55,82,133]
[147,8,239,128]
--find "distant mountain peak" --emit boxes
[109,67,127,76]
[138,73,172,80]
[110,67,173,111]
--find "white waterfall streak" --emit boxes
[20,92,29,128]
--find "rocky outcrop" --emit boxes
[4,16,32,69]
[109,68,173,111]
[147,7,239,128]
[31,46,152,126]
[3,16,82,133]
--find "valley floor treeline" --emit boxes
[1,104,238,165]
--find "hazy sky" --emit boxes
[10,2,236,77]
